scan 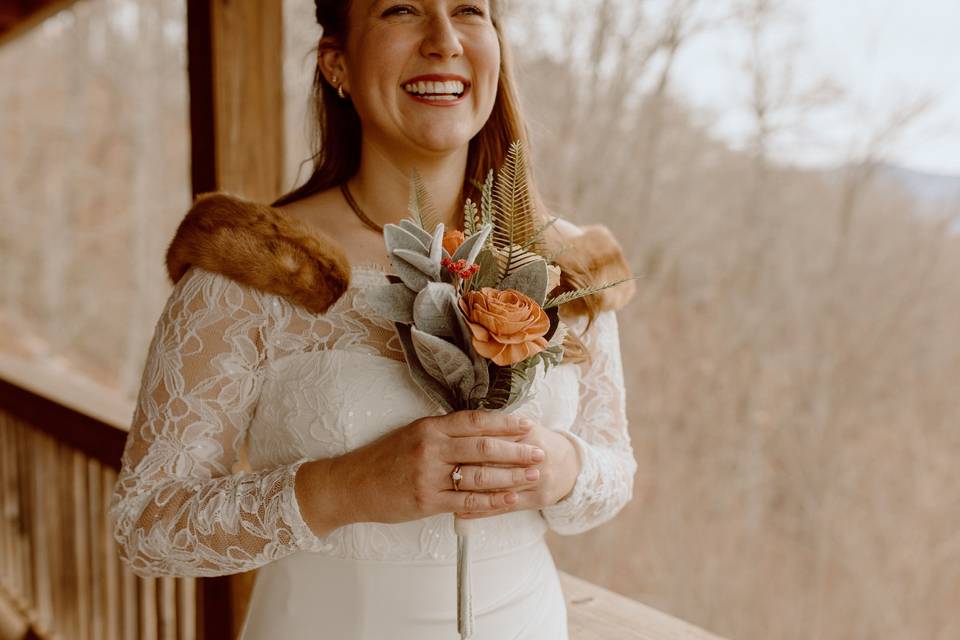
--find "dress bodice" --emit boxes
[246,265,580,561]
[109,264,635,577]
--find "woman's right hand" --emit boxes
[323,410,545,527]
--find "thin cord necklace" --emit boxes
[340,181,384,233]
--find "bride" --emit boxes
[109,1,637,638]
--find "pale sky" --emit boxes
[670,0,960,176]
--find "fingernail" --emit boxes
[519,418,534,429]
[505,493,518,504]
[525,468,540,481]
[531,447,545,462]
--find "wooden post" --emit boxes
[187,0,285,202]
[186,2,285,636]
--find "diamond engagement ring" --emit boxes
[451,464,463,491]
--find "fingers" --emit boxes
[451,464,540,492]
[439,410,534,438]
[446,436,545,465]
[456,491,533,519]
[437,489,519,514]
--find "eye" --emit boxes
[382,4,416,17]
[456,4,485,16]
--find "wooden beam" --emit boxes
[0,0,80,48]
[560,572,726,640]
[187,0,285,202]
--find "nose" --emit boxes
[420,13,464,60]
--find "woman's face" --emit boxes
[342,0,501,156]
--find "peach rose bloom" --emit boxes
[443,229,466,255]
[458,287,551,366]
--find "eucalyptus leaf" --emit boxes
[413,282,459,337]
[363,283,416,324]
[499,257,549,305]
[452,224,492,266]
[410,327,475,404]
[393,248,441,281]
[395,323,456,413]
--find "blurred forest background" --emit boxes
[2,1,959,639]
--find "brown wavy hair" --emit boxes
[272,0,596,363]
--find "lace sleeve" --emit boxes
[108,266,321,577]
[539,309,638,535]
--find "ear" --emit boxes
[318,36,349,93]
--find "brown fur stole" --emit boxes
[165,192,635,315]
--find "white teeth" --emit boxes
[403,80,467,96]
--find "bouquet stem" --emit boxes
[454,516,474,639]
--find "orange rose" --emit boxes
[458,287,551,366]
[443,229,466,255]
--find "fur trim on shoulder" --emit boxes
[547,222,637,315]
[165,192,351,314]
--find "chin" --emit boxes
[408,128,478,155]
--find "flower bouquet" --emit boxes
[363,141,633,638]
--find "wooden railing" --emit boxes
[0,355,235,640]
[0,354,724,640]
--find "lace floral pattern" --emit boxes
[538,310,638,534]
[109,263,636,577]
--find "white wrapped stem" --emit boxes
[454,516,475,639]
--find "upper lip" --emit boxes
[401,74,471,87]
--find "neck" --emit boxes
[348,137,468,231]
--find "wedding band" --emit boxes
[451,464,463,491]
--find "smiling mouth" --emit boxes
[402,79,470,102]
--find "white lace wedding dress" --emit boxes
[109,263,636,640]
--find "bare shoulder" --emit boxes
[276,187,391,269]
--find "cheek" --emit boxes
[469,33,501,103]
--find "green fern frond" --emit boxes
[543,277,639,309]
[480,169,494,229]
[490,142,546,279]
[409,168,440,233]
[498,246,544,281]
[463,199,479,235]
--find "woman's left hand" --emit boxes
[454,422,581,519]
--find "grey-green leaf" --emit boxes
[454,306,490,402]
[410,327,476,403]
[453,224,492,266]
[413,282,458,337]
[363,283,416,324]
[395,323,457,413]
[499,257,549,305]
[467,249,499,291]
[398,219,434,248]
[389,261,430,291]
[384,223,428,255]
[429,223,445,264]
[393,248,441,281]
